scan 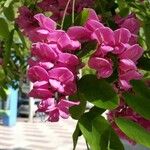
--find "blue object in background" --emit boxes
[2,87,18,126]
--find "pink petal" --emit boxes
[129,34,138,45]
[48,67,74,83]
[120,44,143,62]
[33,81,49,89]
[58,53,79,66]
[114,28,131,44]
[101,45,114,54]
[49,79,64,93]
[85,19,104,32]
[113,43,126,54]
[67,26,91,41]
[59,108,70,119]
[119,59,137,71]
[28,66,49,82]
[120,70,142,81]
[31,42,58,61]
[64,81,77,95]
[34,13,56,30]
[87,8,99,21]
[121,18,140,34]
[28,59,54,70]
[97,68,113,78]
[29,88,53,99]
[57,32,81,51]
[119,80,132,91]
[39,62,54,70]
[48,109,60,122]
[58,99,80,108]
[48,30,64,43]
[88,57,113,78]
[92,27,115,45]
[88,57,112,69]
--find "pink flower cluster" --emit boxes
[67,9,143,91]
[107,99,150,144]
[27,14,81,122]
[37,0,94,21]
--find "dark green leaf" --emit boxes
[79,113,124,150]
[138,56,150,71]
[93,117,124,150]
[0,17,9,39]
[69,93,86,120]
[0,87,7,100]
[79,113,93,149]
[3,3,14,21]
[78,74,119,109]
[72,123,82,150]
[0,66,5,81]
[143,20,150,49]
[3,29,14,66]
[117,0,129,16]
[116,118,150,148]
[123,80,150,119]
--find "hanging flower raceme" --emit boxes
[27,14,81,122]
[68,9,143,91]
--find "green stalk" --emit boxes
[72,0,76,25]
[61,0,71,29]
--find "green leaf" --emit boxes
[69,93,86,120]
[143,19,150,49]
[117,0,129,16]
[78,74,119,109]
[0,87,7,100]
[93,118,124,150]
[75,8,89,26]
[138,56,150,71]
[79,113,93,149]
[0,17,9,39]
[72,123,82,150]
[3,29,14,66]
[4,0,13,7]
[3,3,14,21]
[116,118,150,148]
[123,80,150,119]
[0,66,5,81]
[79,113,124,150]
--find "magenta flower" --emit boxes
[115,14,140,45]
[37,98,79,122]
[34,13,56,31]
[88,57,113,78]
[29,88,53,99]
[48,67,77,95]
[28,66,49,82]
[119,44,143,63]
[119,70,142,90]
[31,42,58,61]
[16,6,38,35]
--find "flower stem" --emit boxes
[72,0,76,25]
[61,0,71,29]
